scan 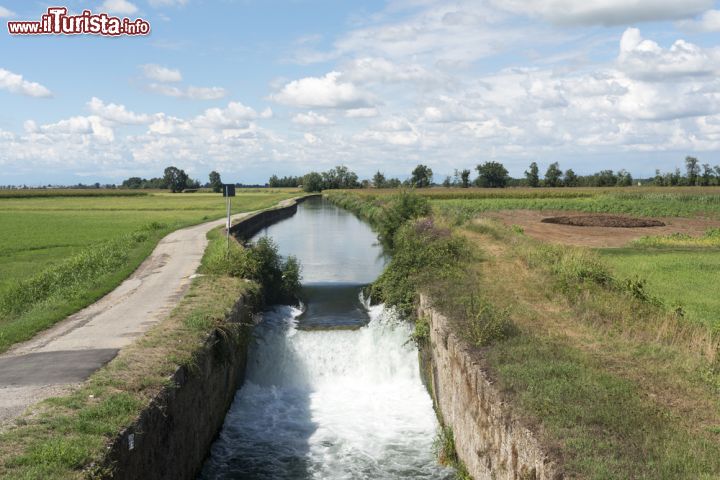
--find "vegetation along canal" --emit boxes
[199,197,454,479]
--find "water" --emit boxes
[199,197,453,479]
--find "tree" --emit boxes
[460,169,471,188]
[685,156,700,186]
[442,176,452,188]
[564,169,578,187]
[163,166,189,193]
[373,171,387,188]
[701,164,713,186]
[121,177,143,189]
[475,161,509,188]
[596,170,617,187]
[322,165,360,189]
[525,162,540,187]
[209,171,222,193]
[653,169,664,186]
[544,162,563,187]
[411,164,433,188]
[302,172,323,192]
[616,169,633,187]
[386,178,402,188]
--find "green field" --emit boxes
[600,248,720,329]
[0,190,297,290]
[0,189,299,352]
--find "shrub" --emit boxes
[200,232,301,304]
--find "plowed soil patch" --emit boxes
[488,210,720,248]
[541,215,665,228]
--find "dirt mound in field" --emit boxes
[541,215,665,228]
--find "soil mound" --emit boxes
[541,215,665,228]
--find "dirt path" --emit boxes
[488,210,720,248]
[0,200,294,429]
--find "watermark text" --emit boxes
[8,7,150,36]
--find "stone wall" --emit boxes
[419,294,562,480]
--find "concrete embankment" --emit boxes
[418,294,562,480]
[230,194,319,241]
[101,197,314,479]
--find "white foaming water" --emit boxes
[199,303,454,480]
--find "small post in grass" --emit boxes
[223,184,236,250]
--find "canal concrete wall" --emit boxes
[418,294,562,480]
[101,294,257,480]
[101,196,313,479]
[230,194,319,241]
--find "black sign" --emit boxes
[223,184,236,197]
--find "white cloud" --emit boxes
[147,83,227,100]
[141,64,182,83]
[193,101,270,128]
[271,71,372,109]
[491,0,713,25]
[38,116,114,142]
[0,69,52,98]
[618,28,720,80]
[341,57,440,85]
[0,6,14,17]
[292,111,332,126]
[677,9,720,32]
[87,97,151,124]
[345,108,379,118]
[304,133,320,144]
[101,0,138,15]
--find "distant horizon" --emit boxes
[1,1,719,185]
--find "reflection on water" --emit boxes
[252,196,387,285]
[198,196,453,479]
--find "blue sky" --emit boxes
[1,0,719,185]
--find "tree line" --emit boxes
[115,155,720,194]
[120,167,225,193]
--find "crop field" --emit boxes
[0,188,299,352]
[0,189,298,289]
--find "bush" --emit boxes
[201,232,301,304]
[372,218,468,315]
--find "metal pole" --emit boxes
[226,196,231,250]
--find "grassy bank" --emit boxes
[0,190,297,353]
[0,274,256,479]
[0,222,301,479]
[326,190,720,479]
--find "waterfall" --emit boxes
[199,302,454,480]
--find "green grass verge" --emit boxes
[600,247,720,330]
[0,241,260,479]
[488,334,720,479]
[0,191,296,353]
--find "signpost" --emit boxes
[223,184,236,249]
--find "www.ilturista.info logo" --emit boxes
[7,7,150,36]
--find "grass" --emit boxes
[328,189,720,479]
[0,189,298,353]
[0,189,298,288]
[0,189,149,199]
[0,230,261,479]
[461,221,720,479]
[600,247,720,330]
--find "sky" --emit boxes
[1,0,719,186]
